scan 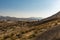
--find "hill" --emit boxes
[0,11,60,40]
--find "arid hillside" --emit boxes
[0,11,60,40]
[35,25,60,40]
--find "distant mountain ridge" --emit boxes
[0,16,42,21]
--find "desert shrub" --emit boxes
[28,34,36,39]
[21,31,25,34]
[16,34,22,38]
[3,36,10,40]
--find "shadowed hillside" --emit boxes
[35,25,60,40]
[35,11,60,40]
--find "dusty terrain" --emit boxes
[0,12,60,40]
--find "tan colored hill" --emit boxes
[0,11,60,40]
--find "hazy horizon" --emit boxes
[0,0,60,18]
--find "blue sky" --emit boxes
[0,0,60,18]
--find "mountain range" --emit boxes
[0,16,42,21]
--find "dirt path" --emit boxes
[35,25,60,40]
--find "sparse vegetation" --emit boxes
[0,12,60,40]
[0,18,60,40]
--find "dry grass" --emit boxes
[0,19,60,40]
